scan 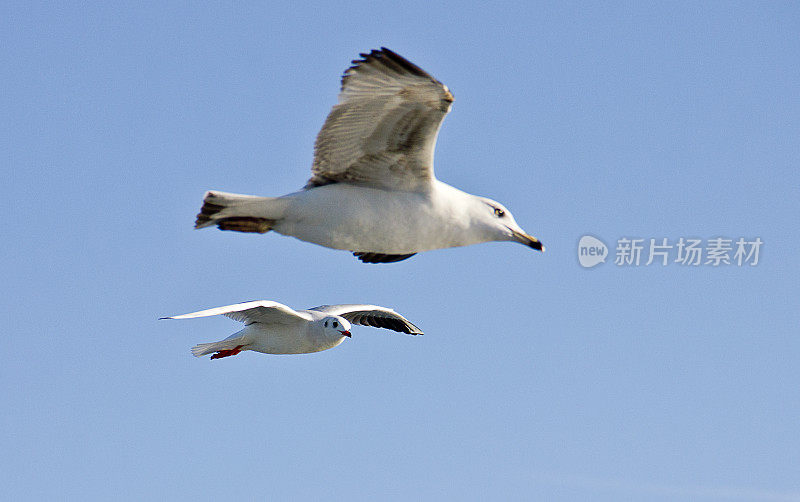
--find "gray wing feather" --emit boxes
[307,48,454,191]
[162,301,311,326]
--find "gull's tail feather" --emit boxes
[191,339,247,358]
[195,191,286,233]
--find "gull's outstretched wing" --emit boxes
[307,304,424,335]
[306,47,454,192]
[161,301,312,326]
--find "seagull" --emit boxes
[195,47,543,263]
[161,300,423,358]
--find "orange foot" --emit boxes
[210,345,245,360]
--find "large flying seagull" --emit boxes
[195,47,543,263]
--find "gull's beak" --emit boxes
[339,330,351,337]
[510,228,544,252]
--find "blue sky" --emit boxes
[3,1,799,500]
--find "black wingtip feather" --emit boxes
[341,47,438,91]
[353,252,417,264]
[377,47,430,77]
[339,310,424,335]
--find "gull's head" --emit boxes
[321,316,352,339]
[472,197,544,252]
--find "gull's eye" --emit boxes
[333,321,338,328]
[494,207,505,217]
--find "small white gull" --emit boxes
[161,300,423,359]
[195,47,543,263]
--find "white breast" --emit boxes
[273,182,486,254]
[245,323,345,355]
